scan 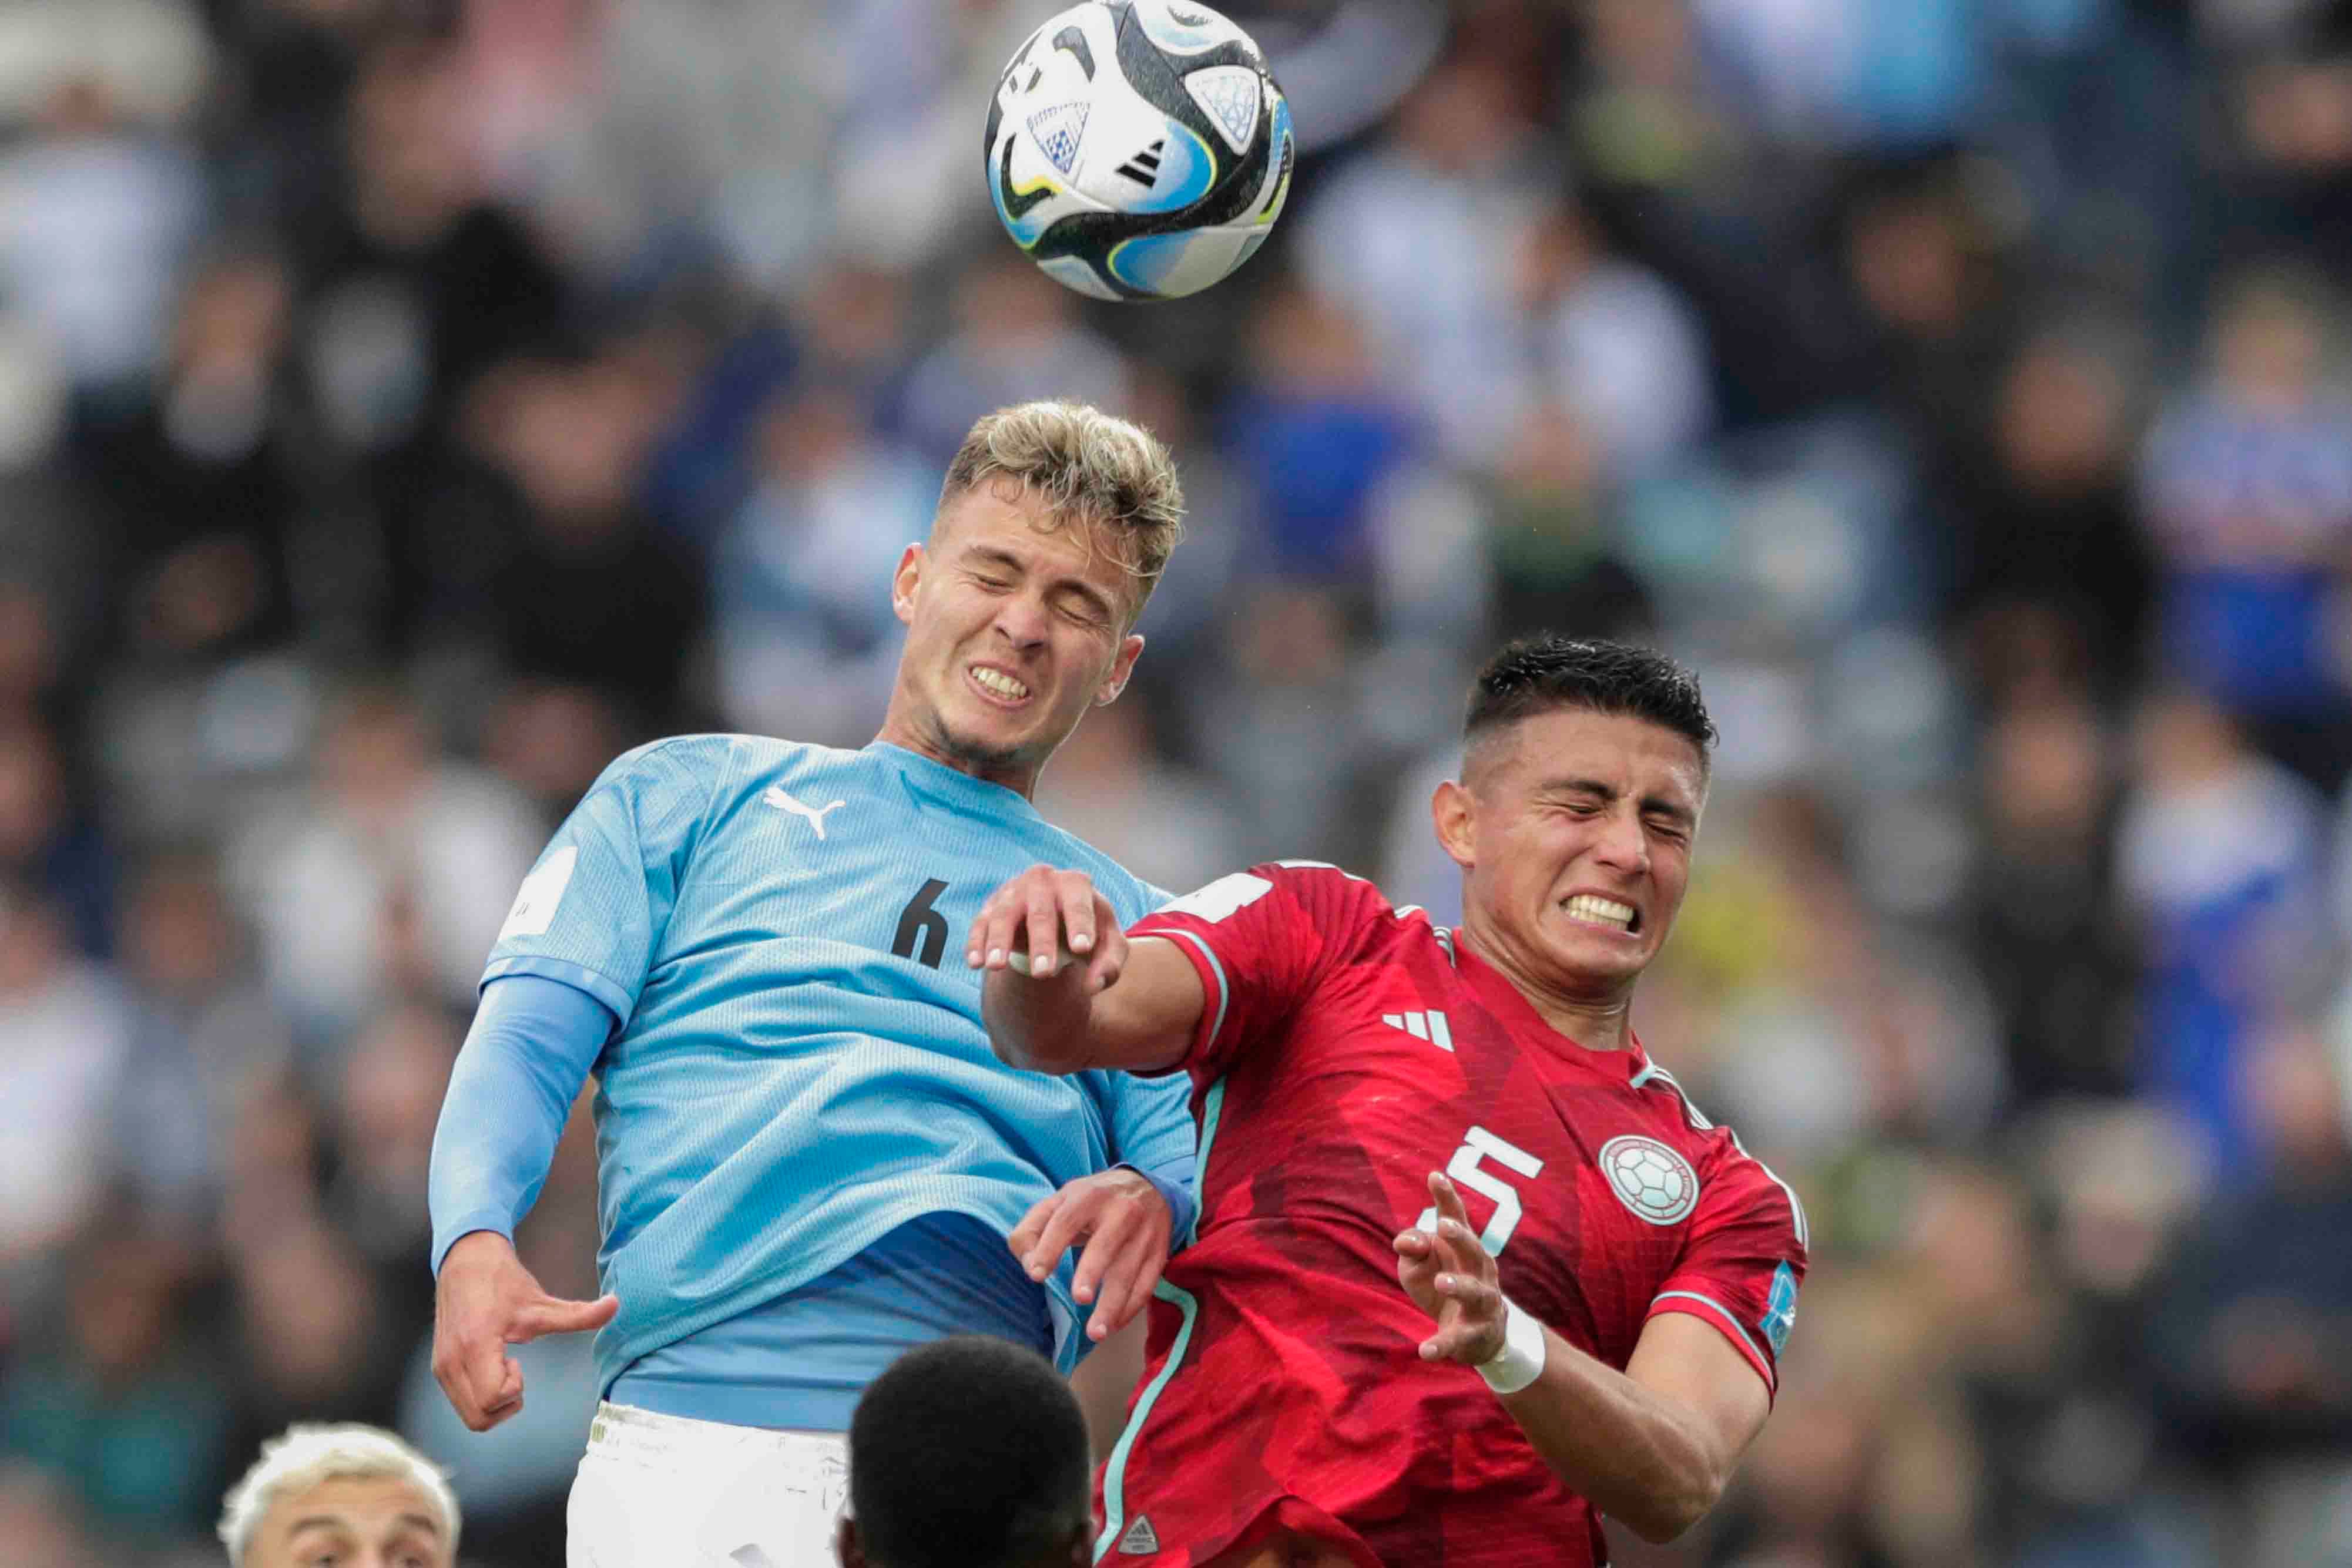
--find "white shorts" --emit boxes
[566,1401,850,1568]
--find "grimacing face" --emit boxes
[1435,707,1706,1006]
[881,478,1145,794]
[251,1475,451,1568]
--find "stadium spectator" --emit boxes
[217,1423,458,1568]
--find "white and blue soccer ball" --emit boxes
[984,0,1294,301]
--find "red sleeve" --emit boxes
[1129,862,1385,1082]
[1643,1142,1809,1400]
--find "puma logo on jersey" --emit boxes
[1381,1010,1453,1050]
[764,787,846,838]
[1117,1515,1160,1555]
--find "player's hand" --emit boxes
[967,865,1128,993]
[1393,1171,1507,1367]
[1009,1168,1172,1342]
[432,1230,619,1432]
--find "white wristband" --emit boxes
[1477,1297,1548,1395]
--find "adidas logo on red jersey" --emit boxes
[1117,1515,1160,1554]
[1380,1010,1453,1050]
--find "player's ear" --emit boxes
[836,1515,865,1568]
[1095,632,1144,706]
[891,543,925,627]
[1432,778,1476,871]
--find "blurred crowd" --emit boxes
[2,0,2351,1563]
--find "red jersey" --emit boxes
[1097,864,1809,1568]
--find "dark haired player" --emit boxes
[970,636,1808,1567]
[838,1336,1092,1568]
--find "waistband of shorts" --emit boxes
[585,1399,848,1462]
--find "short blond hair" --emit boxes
[939,399,1185,612]
[218,1423,458,1565]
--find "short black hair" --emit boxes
[848,1337,1092,1568]
[1465,636,1717,761]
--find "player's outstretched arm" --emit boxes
[970,865,1204,1075]
[1394,1173,1770,1544]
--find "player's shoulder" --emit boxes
[1630,1058,1811,1250]
[1148,860,1421,949]
[599,733,876,796]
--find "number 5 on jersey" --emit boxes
[1417,1126,1545,1255]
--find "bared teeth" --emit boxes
[1563,894,1635,928]
[971,666,1030,699]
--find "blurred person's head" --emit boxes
[219,1424,457,1568]
[1902,1161,2051,1362]
[496,353,661,532]
[1981,694,2106,850]
[1434,636,1715,1020]
[1995,324,2139,496]
[754,382,867,488]
[1512,199,1602,313]
[2030,1102,2207,1296]
[1581,0,1696,93]
[1244,279,1378,395]
[793,259,912,381]
[957,258,1080,354]
[233,1223,380,1406]
[0,583,59,716]
[2239,53,2352,172]
[2129,686,2248,793]
[1840,159,1982,342]
[839,1337,1091,1568]
[317,681,431,817]
[1497,399,1605,512]
[346,38,476,247]
[480,680,625,808]
[123,850,240,995]
[336,1001,459,1197]
[875,401,1182,798]
[0,1462,99,1568]
[2210,263,2340,409]
[170,250,291,385]
[33,75,118,139]
[1965,600,2096,709]
[1392,55,1538,174]
[60,1217,184,1387]
[0,879,67,996]
[0,718,65,865]
[1232,580,1349,686]
[2245,1022,2351,1181]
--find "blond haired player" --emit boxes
[428,402,1201,1567]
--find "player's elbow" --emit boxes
[1618,1460,1727,1544]
[985,1017,1089,1076]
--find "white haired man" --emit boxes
[217,1423,458,1568]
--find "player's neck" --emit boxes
[1458,920,1635,1053]
[871,713,1043,800]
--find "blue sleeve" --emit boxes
[428,974,616,1273]
[479,736,730,1018]
[1105,1072,1199,1248]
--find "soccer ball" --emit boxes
[984,0,1294,301]
[1601,1137,1697,1224]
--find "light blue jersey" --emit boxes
[439,736,1195,1398]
